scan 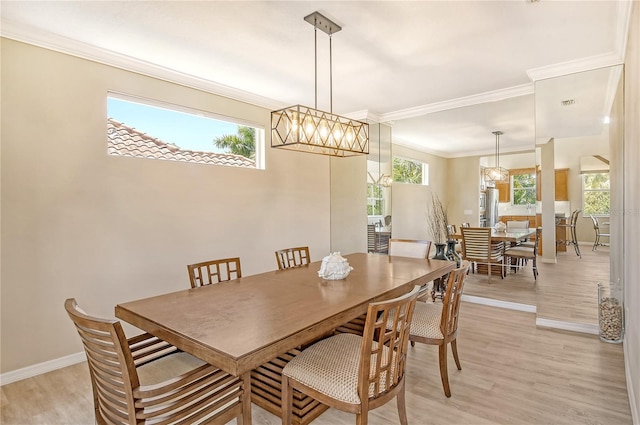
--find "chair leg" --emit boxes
[451,339,462,371]
[439,343,451,397]
[356,412,369,425]
[281,376,293,425]
[396,381,408,425]
[533,257,538,280]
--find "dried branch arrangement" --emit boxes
[426,192,448,244]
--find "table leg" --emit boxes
[240,371,252,425]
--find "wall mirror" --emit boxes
[366,123,392,253]
[534,64,624,327]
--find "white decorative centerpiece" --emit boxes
[494,221,507,232]
[318,252,353,280]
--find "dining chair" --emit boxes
[460,223,471,228]
[505,228,541,280]
[407,261,470,397]
[186,257,241,288]
[461,227,504,282]
[367,224,377,253]
[281,285,421,425]
[557,209,582,258]
[65,298,249,425]
[275,246,311,270]
[388,239,432,259]
[506,220,528,230]
[589,215,610,250]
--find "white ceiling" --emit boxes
[0,1,632,157]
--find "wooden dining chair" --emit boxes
[281,285,421,425]
[275,246,311,270]
[506,220,528,230]
[65,298,249,425]
[461,227,504,282]
[186,257,241,288]
[407,261,470,398]
[505,228,541,280]
[388,239,432,259]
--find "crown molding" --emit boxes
[0,19,286,111]
[614,0,634,63]
[526,52,623,82]
[380,83,534,122]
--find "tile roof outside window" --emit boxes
[107,118,256,168]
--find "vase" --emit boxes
[598,281,624,343]
[446,240,462,267]
[432,243,448,260]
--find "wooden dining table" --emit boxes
[451,227,537,244]
[451,228,538,276]
[115,252,455,424]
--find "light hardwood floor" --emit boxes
[462,243,608,326]
[1,301,631,424]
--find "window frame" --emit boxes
[581,172,610,217]
[107,92,265,169]
[509,168,536,207]
[392,156,429,186]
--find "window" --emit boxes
[107,94,264,169]
[392,157,428,185]
[367,184,384,216]
[511,171,536,206]
[582,173,610,216]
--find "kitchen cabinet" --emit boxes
[555,168,569,201]
[535,168,569,201]
[495,181,510,203]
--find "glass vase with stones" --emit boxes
[598,281,624,343]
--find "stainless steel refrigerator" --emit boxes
[485,188,499,228]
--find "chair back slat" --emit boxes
[65,299,138,424]
[359,286,420,401]
[275,246,310,270]
[461,227,492,260]
[440,261,471,338]
[187,257,241,288]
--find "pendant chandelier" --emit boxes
[484,131,509,183]
[271,11,369,157]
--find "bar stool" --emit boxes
[556,209,581,258]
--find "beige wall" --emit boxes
[446,156,482,229]
[390,144,449,241]
[622,2,639,421]
[0,39,339,372]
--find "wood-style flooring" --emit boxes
[1,301,631,424]
[462,243,609,326]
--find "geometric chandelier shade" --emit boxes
[271,105,369,157]
[483,130,509,183]
[271,11,369,157]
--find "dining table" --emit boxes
[115,252,455,424]
[451,227,538,275]
[451,227,537,244]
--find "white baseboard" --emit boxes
[461,294,537,313]
[625,342,640,425]
[535,318,599,335]
[0,352,86,386]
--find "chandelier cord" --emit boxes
[496,132,499,168]
[330,33,333,114]
[314,23,317,110]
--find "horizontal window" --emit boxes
[107,94,264,169]
[392,157,428,185]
